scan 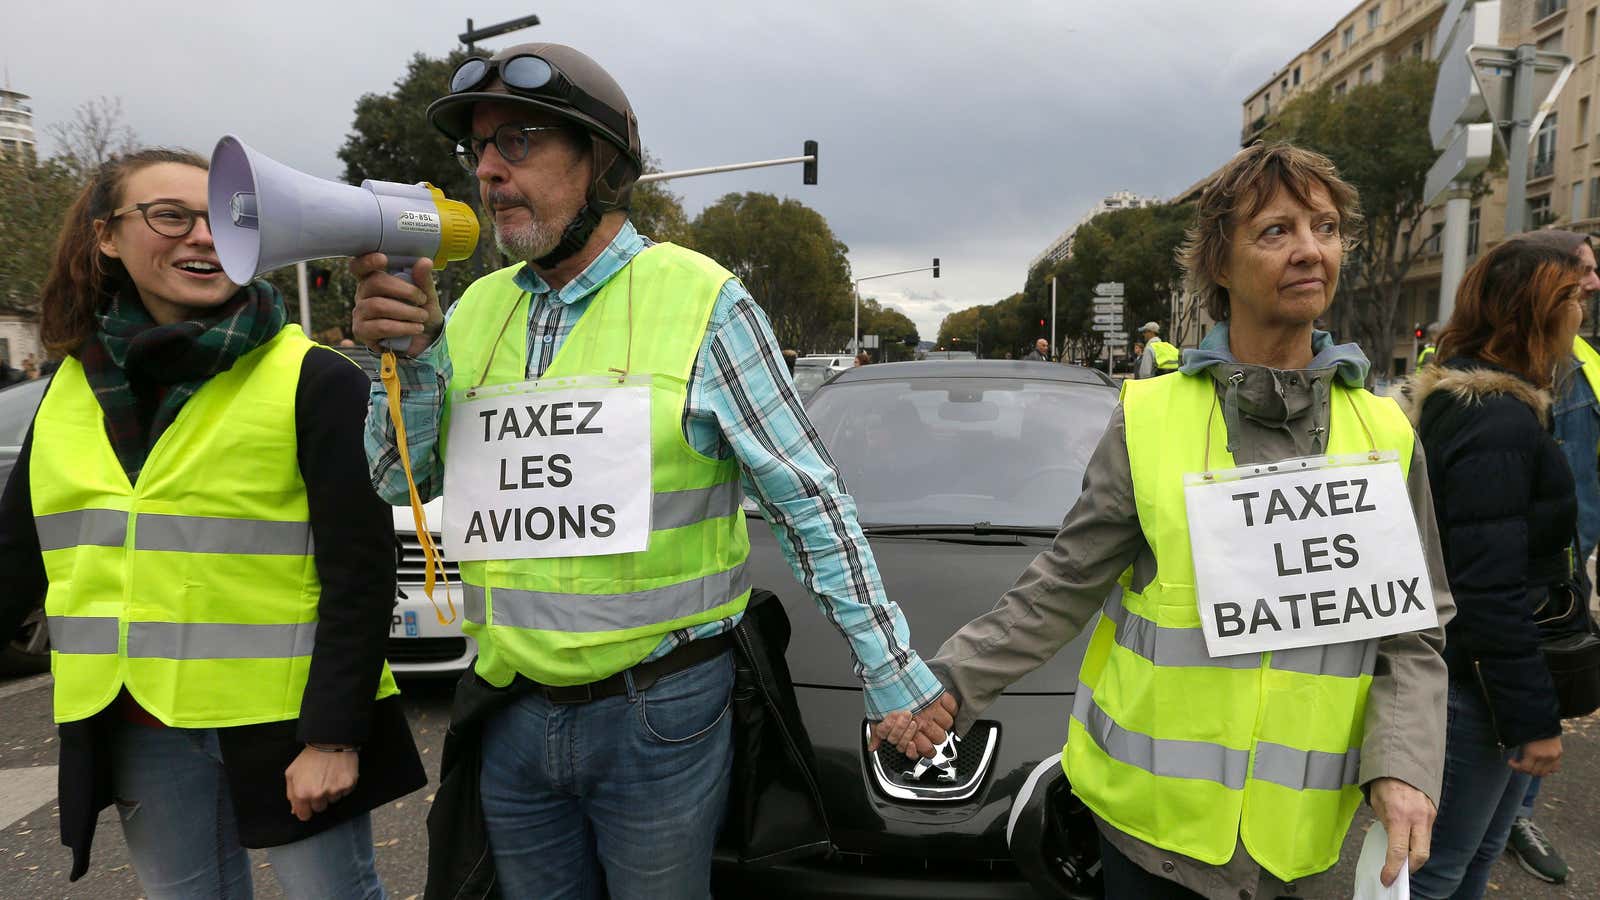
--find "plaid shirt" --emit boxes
[363,222,942,719]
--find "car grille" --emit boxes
[866,720,1000,802]
[386,636,468,664]
[397,532,461,585]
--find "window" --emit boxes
[1588,9,1597,53]
[1343,25,1355,50]
[1589,177,1600,219]
[1575,181,1586,220]
[1539,30,1565,53]
[1580,97,1591,144]
[1368,5,1382,30]
[1467,206,1481,256]
[1335,81,1349,97]
[1360,64,1375,85]
[1293,66,1301,86]
[1412,39,1425,58]
[1322,48,1333,66]
[1530,194,1553,228]
[1534,114,1560,178]
[1424,222,1444,255]
[1537,0,1568,21]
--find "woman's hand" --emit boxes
[1508,735,1563,777]
[285,745,359,821]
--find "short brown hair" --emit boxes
[1178,142,1363,321]
[37,148,209,358]
[1437,240,1583,389]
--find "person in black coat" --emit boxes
[1404,240,1581,900]
[0,149,424,898]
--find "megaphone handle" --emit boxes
[380,256,422,353]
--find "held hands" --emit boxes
[349,253,444,356]
[1368,777,1436,887]
[285,745,360,822]
[1508,735,1563,777]
[868,692,959,760]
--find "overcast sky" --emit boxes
[4,1,1359,340]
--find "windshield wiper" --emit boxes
[861,522,1059,538]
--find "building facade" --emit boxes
[0,88,36,160]
[1030,190,1163,272]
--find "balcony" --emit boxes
[1531,154,1557,180]
[1241,115,1269,145]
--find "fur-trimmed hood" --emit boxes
[1400,362,1552,428]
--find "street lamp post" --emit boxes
[853,258,939,354]
[459,13,542,52]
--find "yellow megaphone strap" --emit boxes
[380,349,456,625]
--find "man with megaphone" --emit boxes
[351,43,955,898]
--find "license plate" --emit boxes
[390,610,420,638]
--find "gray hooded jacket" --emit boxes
[928,324,1453,900]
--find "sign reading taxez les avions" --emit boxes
[1184,452,1437,658]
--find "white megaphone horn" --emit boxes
[208,135,479,349]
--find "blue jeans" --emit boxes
[479,649,735,900]
[1518,777,1541,819]
[1411,683,1533,900]
[111,719,386,900]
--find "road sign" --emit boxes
[861,334,879,349]
[1425,121,1494,205]
[1094,282,1125,297]
[1092,301,1122,312]
[1103,337,1129,347]
[1429,0,1499,148]
[1092,313,1123,326]
[1091,323,1126,334]
[1468,44,1573,153]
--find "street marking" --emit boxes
[0,674,50,703]
[0,765,57,831]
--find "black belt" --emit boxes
[513,632,734,704]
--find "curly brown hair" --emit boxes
[37,148,209,358]
[1178,142,1363,322]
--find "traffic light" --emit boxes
[932,257,940,278]
[1039,319,1046,327]
[1413,323,1424,340]
[803,140,818,185]
[310,267,331,290]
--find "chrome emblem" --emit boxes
[904,733,959,783]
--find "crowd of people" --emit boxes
[0,39,1597,900]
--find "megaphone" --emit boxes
[208,135,479,349]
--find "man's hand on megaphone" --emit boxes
[351,253,444,357]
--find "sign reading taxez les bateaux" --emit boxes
[1185,452,1437,658]
[443,376,653,562]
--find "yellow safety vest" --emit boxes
[441,244,751,688]
[1417,345,1436,368]
[1148,340,1180,372]
[1572,336,1600,443]
[1064,368,1416,881]
[32,326,398,727]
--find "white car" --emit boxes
[387,497,476,676]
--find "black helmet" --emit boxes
[427,43,643,214]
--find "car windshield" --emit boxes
[805,375,1116,528]
[0,377,49,446]
[792,366,832,397]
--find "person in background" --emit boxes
[1135,321,1180,378]
[782,348,797,376]
[1417,322,1440,369]
[0,148,423,898]
[855,350,871,366]
[1405,240,1577,900]
[1024,337,1051,361]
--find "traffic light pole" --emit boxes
[295,261,311,333]
[637,141,818,185]
[853,260,940,355]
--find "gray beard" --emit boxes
[494,217,563,262]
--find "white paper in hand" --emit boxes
[1354,820,1410,900]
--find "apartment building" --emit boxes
[1029,190,1163,273]
[0,88,36,161]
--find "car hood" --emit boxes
[745,521,1091,695]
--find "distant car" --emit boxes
[0,350,475,678]
[793,356,850,400]
[716,359,1116,899]
[802,353,856,369]
[921,350,978,361]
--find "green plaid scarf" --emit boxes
[79,280,288,483]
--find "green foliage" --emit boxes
[1266,57,1446,370]
[0,154,81,316]
[630,150,691,245]
[856,296,918,360]
[682,191,853,352]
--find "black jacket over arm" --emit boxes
[0,347,424,880]
[1413,359,1569,749]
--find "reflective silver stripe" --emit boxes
[1269,641,1376,679]
[1252,741,1361,792]
[125,622,317,659]
[1102,590,1259,670]
[652,482,742,531]
[475,562,750,633]
[464,584,487,624]
[35,509,128,552]
[134,515,312,556]
[46,616,120,654]
[1072,685,1250,790]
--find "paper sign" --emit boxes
[443,378,652,561]
[1354,821,1410,900]
[1185,453,1437,657]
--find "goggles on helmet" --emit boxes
[448,54,631,153]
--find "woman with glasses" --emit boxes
[0,148,424,899]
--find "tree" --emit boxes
[630,150,691,244]
[48,96,138,179]
[0,155,81,316]
[685,192,854,352]
[1266,57,1453,370]
[856,297,918,361]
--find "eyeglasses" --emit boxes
[455,123,569,173]
[107,201,211,238]
[448,54,631,147]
